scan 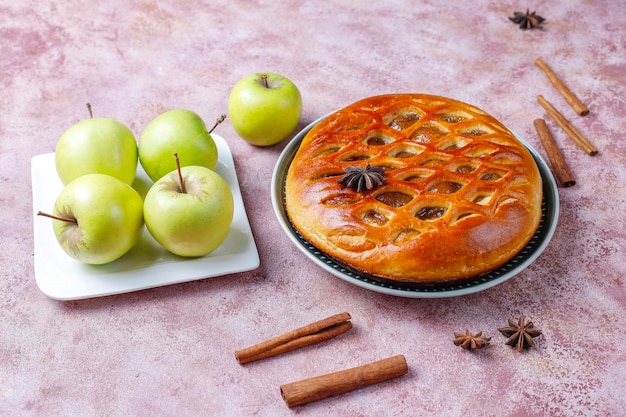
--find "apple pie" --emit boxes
[284,94,543,284]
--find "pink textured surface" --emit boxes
[2,1,625,416]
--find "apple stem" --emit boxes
[208,114,226,134]
[261,73,269,88]
[37,211,78,224]
[86,103,93,119]
[174,153,186,194]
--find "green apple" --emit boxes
[55,107,138,185]
[38,174,144,265]
[138,109,221,182]
[143,162,234,257]
[228,72,302,146]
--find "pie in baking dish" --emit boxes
[285,94,543,284]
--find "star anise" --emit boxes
[509,9,545,30]
[338,163,386,192]
[453,330,491,351]
[498,315,542,352]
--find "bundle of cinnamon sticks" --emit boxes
[234,312,409,408]
[533,57,598,187]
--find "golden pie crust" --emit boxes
[285,94,543,284]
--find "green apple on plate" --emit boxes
[143,156,234,257]
[37,174,144,265]
[55,104,138,185]
[228,72,302,146]
[138,109,223,182]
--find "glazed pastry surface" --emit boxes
[285,94,543,283]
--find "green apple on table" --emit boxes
[228,72,302,146]
[143,156,234,257]
[37,174,145,265]
[138,109,222,182]
[55,104,138,185]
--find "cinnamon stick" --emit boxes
[537,95,598,156]
[533,119,576,187]
[535,58,589,116]
[280,355,408,408]
[235,312,352,364]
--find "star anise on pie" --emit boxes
[509,9,545,30]
[498,315,542,352]
[453,330,491,350]
[338,163,386,192]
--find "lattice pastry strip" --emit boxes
[285,94,543,283]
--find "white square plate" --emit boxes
[32,134,259,300]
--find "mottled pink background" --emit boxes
[2,1,625,416]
